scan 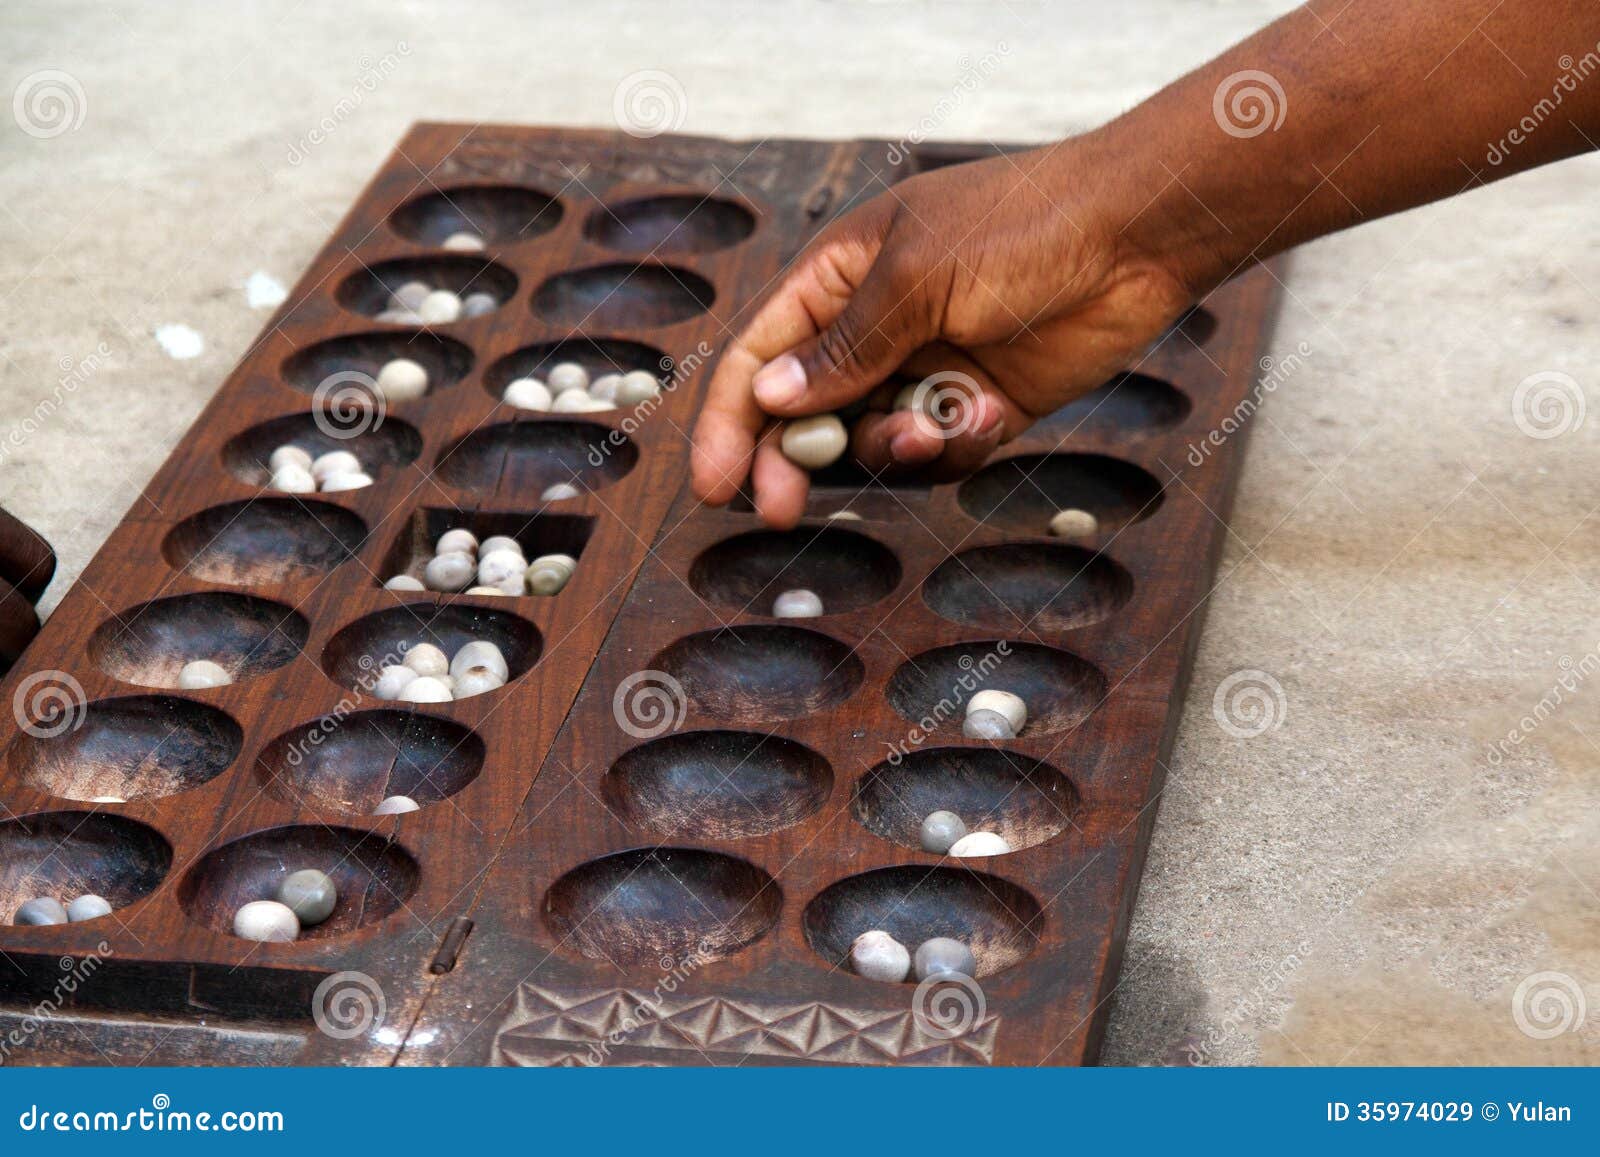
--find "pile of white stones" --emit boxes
[232,868,337,943]
[501,360,661,415]
[918,809,1013,857]
[383,530,576,598]
[373,275,497,326]
[12,893,113,926]
[849,930,978,984]
[267,446,374,494]
[370,638,511,704]
[962,688,1028,741]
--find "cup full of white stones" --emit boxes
[384,526,577,600]
[368,637,514,705]
[499,360,662,415]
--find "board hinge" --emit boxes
[429,917,474,975]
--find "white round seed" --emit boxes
[402,643,449,677]
[318,471,374,492]
[616,370,661,405]
[453,665,506,699]
[374,794,420,815]
[270,463,317,493]
[477,548,527,587]
[547,362,589,394]
[398,675,452,703]
[780,414,848,470]
[423,552,476,592]
[772,589,823,618]
[391,280,431,310]
[949,831,1012,857]
[14,897,69,926]
[914,937,976,980]
[552,390,613,413]
[310,450,361,482]
[418,289,463,325]
[178,660,232,690]
[376,357,429,401]
[233,900,299,943]
[540,482,580,502]
[589,373,623,402]
[966,689,1027,734]
[526,553,576,596]
[465,585,506,596]
[919,810,968,854]
[450,640,509,682]
[961,707,1015,741]
[436,528,478,556]
[1048,508,1099,538]
[66,894,113,923]
[440,231,485,252]
[850,930,911,983]
[269,444,312,473]
[502,377,553,411]
[480,536,522,556]
[383,574,426,592]
[461,291,498,318]
[373,664,418,700]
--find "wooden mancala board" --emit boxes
[0,125,1282,1066]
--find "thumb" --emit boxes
[753,243,937,417]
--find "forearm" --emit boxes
[1075,0,1600,292]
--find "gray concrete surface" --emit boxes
[4,0,1599,1064]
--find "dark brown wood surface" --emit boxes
[0,124,1281,1066]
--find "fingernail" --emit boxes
[754,354,806,408]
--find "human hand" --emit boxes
[689,142,1199,527]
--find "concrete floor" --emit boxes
[4,0,1599,1065]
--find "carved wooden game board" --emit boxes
[0,125,1281,1066]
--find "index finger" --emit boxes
[690,212,888,506]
